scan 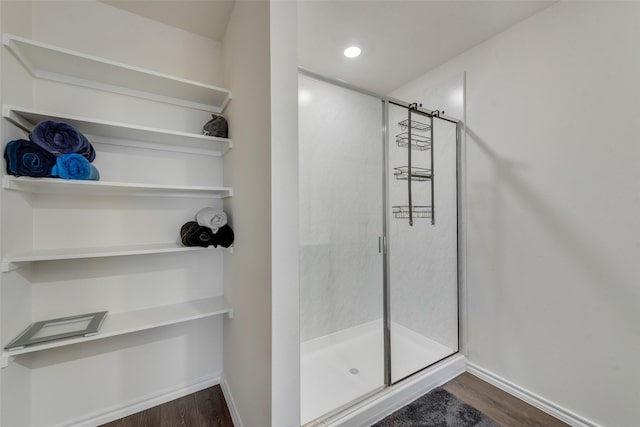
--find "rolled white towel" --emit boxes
[196,207,228,233]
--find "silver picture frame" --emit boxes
[4,311,108,351]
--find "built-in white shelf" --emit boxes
[3,176,232,199]
[3,34,232,112]
[3,105,232,157]
[0,242,228,272]
[1,296,232,364]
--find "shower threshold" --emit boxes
[301,320,455,425]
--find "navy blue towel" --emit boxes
[30,120,96,161]
[4,139,56,177]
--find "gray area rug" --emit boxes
[373,388,500,427]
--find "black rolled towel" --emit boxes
[4,139,56,177]
[180,221,215,247]
[212,224,234,248]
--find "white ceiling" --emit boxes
[298,1,555,94]
[101,0,554,94]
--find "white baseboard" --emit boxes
[53,357,598,427]
[221,373,244,427]
[62,375,221,427]
[312,354,466,427]
[466,363,602,427]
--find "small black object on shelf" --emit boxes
[202,114,228,138]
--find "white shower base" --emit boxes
[301,320,455,425]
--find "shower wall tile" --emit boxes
[299,74,383,342]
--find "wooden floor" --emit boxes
[99,385,233,427]
[102,373,568,427]
[442,372,569,427]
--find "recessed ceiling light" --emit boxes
[343,46,361,58]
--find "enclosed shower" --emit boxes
[299,71,461,425]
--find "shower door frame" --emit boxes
[299,67,464,392]
[384,100,461,385]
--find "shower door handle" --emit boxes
[378,236,382,253]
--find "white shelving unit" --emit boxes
[3,34,232,112]
[3,105,233,157]
[1,296,232,366]
[1,242,226,273]
[3,176,232,199]
[1,33,233,369]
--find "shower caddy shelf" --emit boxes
[398,118,430,132]
[395,132,431,151]
[391,205,433,219]
[392,106,435,225]
[393,166,432,181]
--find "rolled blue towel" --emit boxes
[51,153,100,180]
[4,139,56,177]
[30,120,96,161]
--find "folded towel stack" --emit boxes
[180,207,234,248]
[4,120,99,180]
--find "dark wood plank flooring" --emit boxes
[101,373,568,427]
[442,372,569,427]
[99,385,233,427]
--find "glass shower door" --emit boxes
[387,105,459,383]
[299,74,385,423]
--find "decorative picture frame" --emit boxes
[4,311,108,351]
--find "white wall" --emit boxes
[269,2,300,426]
[222,2,272,426]
[392,2,640,426]
[31,0,224,88]
[29,0,218,133]
[0,3,34,426]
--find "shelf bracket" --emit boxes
[1,354,13,369]
[3,106,35,134]
[227,309,233,319]
[1,261,20,273]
